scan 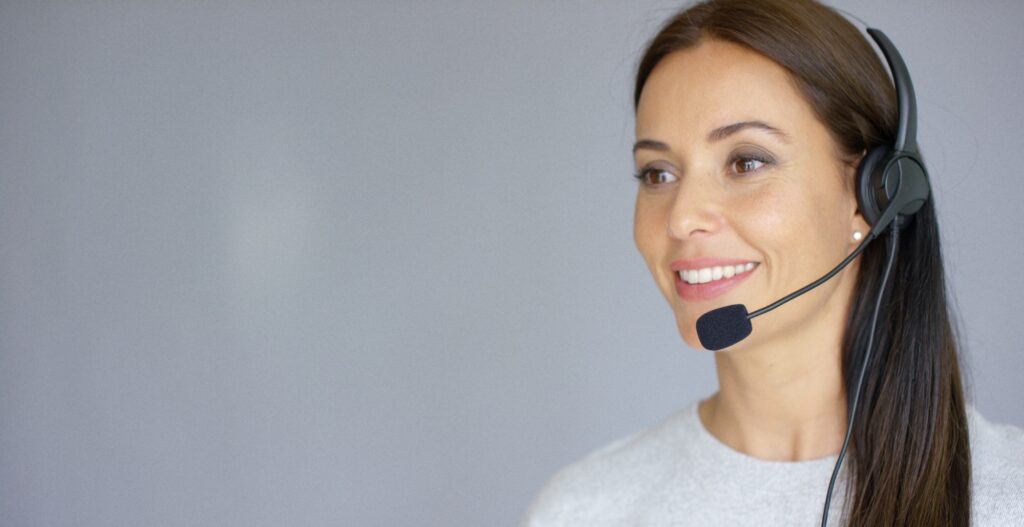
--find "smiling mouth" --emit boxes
[677,262,758,285]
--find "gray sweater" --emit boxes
[521,400,1024,526]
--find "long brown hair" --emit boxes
[632,1,971,525]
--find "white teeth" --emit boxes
[679,262,757,285]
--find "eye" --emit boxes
[633,167,677,187]
[729,153,772,175]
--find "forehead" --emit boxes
[636,39,820,145]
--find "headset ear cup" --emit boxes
[856,145,890,229]
[891,156,930,217]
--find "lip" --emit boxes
[671,258,759,301]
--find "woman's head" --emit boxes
[632,0,970,525]
[632,0,894,353]
[633,37,871,352]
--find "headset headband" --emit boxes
[865,28,918,154]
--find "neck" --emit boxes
[699,302,851,461]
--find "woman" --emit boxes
[521,0,1024,525]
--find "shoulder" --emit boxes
[967,405,1024,523]
[520,404,697,527]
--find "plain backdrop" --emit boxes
[2,1,1022,525]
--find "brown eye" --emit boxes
[633,168,677,187]
[730,155,770,175]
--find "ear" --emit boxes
[845,150,871,244]
[850,209,871,245]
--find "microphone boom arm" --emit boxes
[747,232,877,320]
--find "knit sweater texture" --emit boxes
[521,400,1024,526]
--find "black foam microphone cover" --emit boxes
[696,304,752,351]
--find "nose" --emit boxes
[667,171,722,240]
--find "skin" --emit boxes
[633,38,872,461]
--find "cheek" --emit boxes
[633,196,677,302]
[633,196,664,262]
[730,179,849,278]
[727,184,794,247]
[726,181,833,289]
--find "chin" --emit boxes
[674,314,706,351]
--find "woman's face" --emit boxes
[633,39,869,351]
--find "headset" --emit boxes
[820,27,931,527]
[855,28,930,239]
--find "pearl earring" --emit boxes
[852,231,864,241]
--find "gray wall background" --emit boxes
[1,1,1021,525]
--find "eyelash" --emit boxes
[632,153,774,186]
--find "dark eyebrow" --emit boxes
[632,120,791,155]
[632,139,671,154]
[707,120,791,144]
